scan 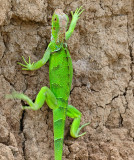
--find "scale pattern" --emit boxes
[49,46,73,159]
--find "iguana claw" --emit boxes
[76,122,90,137]
[17,56,34,70]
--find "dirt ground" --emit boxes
[0,0,134,159]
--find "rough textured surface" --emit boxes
[0,0,134,159]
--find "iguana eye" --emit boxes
[54,18,57,21]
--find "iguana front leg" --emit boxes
[18,44,51,71]
[6,86,58,110]
[65,6,84,40]
[67,105,89,138]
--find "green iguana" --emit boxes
[7,6,89,160]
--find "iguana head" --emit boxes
[51,9,69,44]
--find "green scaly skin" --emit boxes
[6,6,89,160]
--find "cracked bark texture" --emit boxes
[0,0,134,160]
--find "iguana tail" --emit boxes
[53,106,66,160]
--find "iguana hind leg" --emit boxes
[67,105,89,138]
[6,86,58,110]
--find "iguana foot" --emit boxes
[67,105,90,138]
